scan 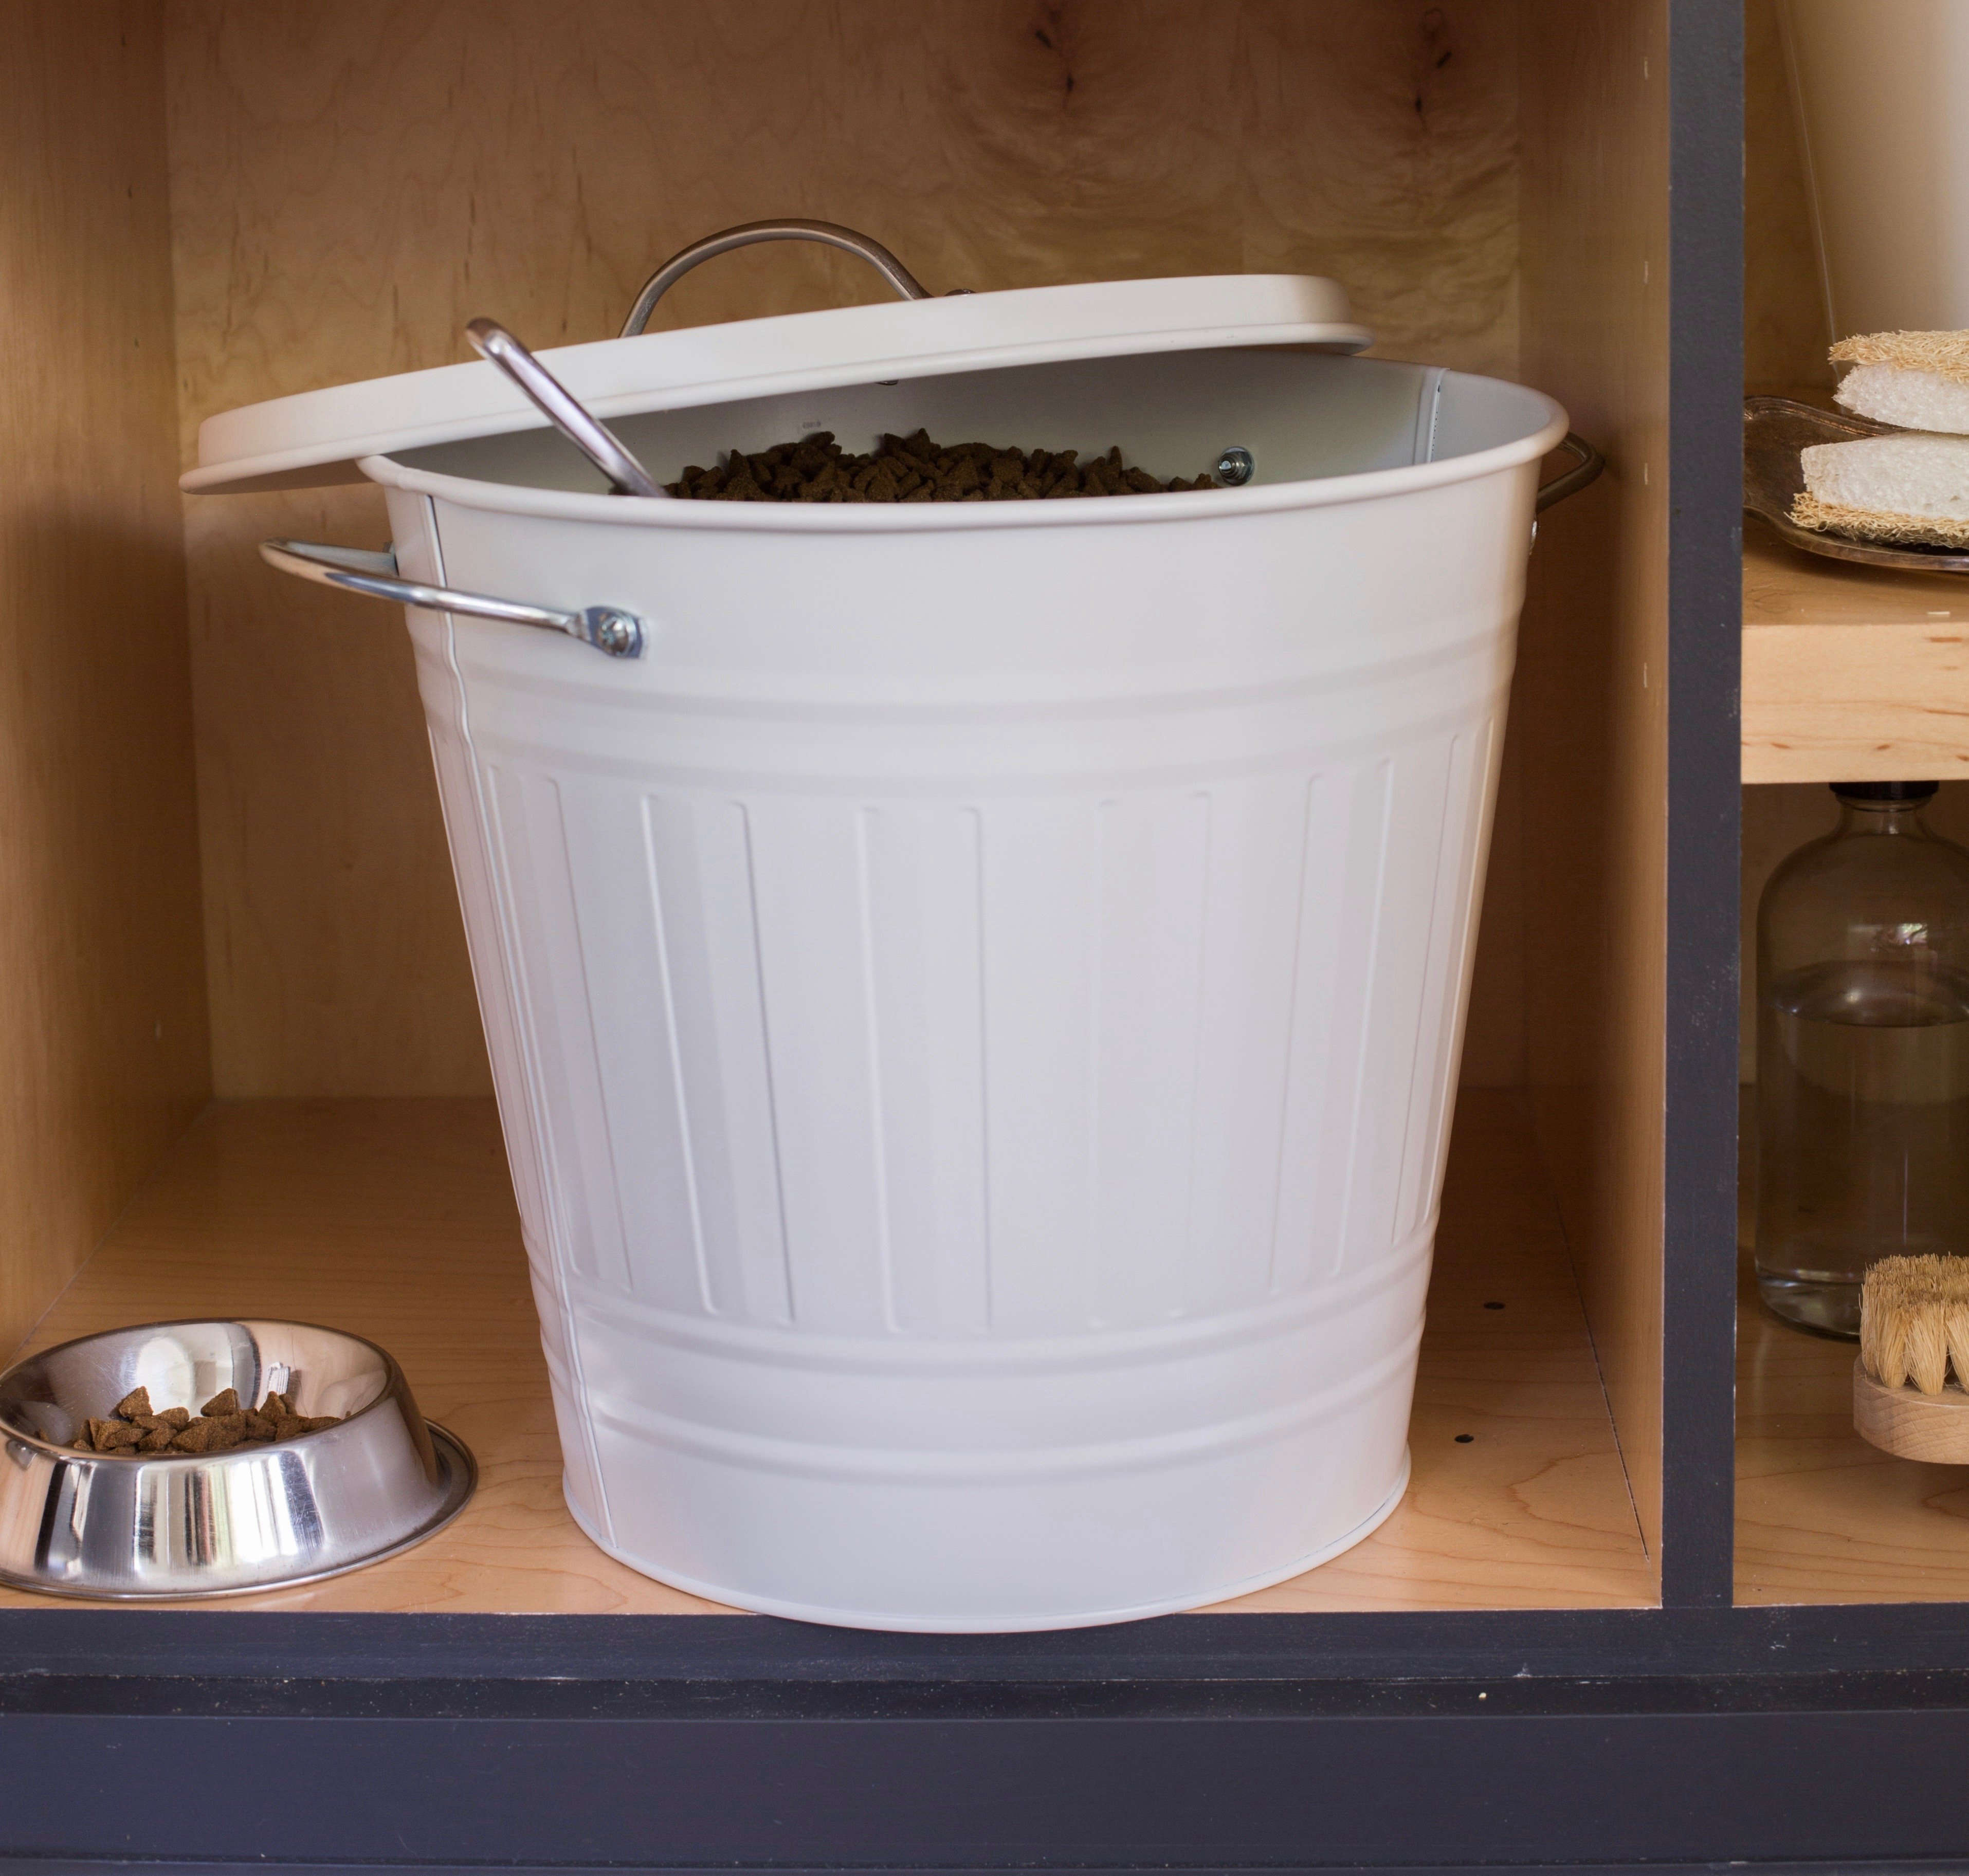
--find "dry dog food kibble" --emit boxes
[69,1384,342,1456]
[666,430,1222,502]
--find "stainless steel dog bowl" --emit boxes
[0,1319,474,1599]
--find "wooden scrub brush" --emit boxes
[1853,1254,1969,1462]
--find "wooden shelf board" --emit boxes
[1737,1255,1969,1604]
[1737,1093,1969,1604]
[0,1091,1650,1616]
[1743,517,1969,785]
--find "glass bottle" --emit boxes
[1756,781,1969,1335]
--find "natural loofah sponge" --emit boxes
[1791,433,1969,548]
[1792,493,1969,548]
[1831,330,1969,435]
[1835,362,1969,435]
[1832,329,1969,383]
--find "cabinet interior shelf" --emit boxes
[0,1093,1651,1617]
[1743,518,1969,785]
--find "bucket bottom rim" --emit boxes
[560,1448,1412,1634]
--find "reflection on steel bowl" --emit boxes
[0,1319,473,1599]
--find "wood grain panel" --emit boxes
[164,0,1528,1095]
[1516,0,1671,1570]
[1744,0,1834,395]
[1742,520,1969,783]
[1851,1365,1969,1468]
[0,1090,1646,1615]
[0,3,211,1356]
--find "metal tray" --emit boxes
[1743,394,1969,576]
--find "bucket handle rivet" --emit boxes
[1215,446,1254,486]
[587,610,643,658]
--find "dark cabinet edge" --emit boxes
[0,1862,1964,1876]
[8,1701,1969,1868]
[15,1661,1969,1721]
[13,1602,1969,1689]
[1660,0,1745,1610]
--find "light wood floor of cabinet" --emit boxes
[1738,1084,1969,1603]
[0,1090,1650,1615]
[1738,1249,1969,1606]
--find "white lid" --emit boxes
[184,274,1370,495]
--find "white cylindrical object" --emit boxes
[358,348,1560,1630]
[1784,0,1969,337]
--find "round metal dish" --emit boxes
[1744,395,1969,575]
[0,1320,476,1601]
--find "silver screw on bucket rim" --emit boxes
[1215,447,1254,486]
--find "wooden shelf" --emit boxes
[0,1091,1650,1616]
[1743,516,1969,784]
[1737,1091,1969,1604]
[1738,1254,1969,1604]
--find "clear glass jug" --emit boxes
[1756,781,1969,1336]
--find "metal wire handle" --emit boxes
[1536,432,1605,511]
[260,540,646,658]
[621,220,931,338]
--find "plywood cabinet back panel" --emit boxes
[0,2,211,1355]
[165,0,1529,1095]
[1744,0,1833,395]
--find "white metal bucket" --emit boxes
[356,347,1561,1630]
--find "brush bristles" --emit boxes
[1861,1256,1969,1394]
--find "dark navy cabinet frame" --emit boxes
[13,9,1960,1868]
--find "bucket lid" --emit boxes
[183,274,1370,496]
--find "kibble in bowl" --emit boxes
[75,1383,343,1455]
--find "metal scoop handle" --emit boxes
[260,540,645,658]
[621,220,930,338]
[465,318,664,498]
